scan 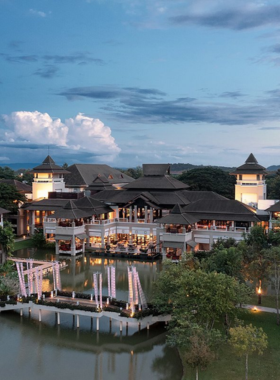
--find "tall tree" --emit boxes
[0,222,15,264]
[177,167,236,199]
[0,183,26,213]
[229,324,267,380]
[263,247,280,325]
[0,166,15,179]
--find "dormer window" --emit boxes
[108,174,113,179]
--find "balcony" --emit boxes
[160,232,192,243]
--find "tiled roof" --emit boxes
[64,164,134,187]
[30,156,70,174]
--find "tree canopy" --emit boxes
[0,183,26,213]
[177,167,236,199]
[0,166,15,179]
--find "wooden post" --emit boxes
[120,321,123,332]
[38,309,42,322]
[57,312,60,325]
[76,314,80,328]
[20,308,23,317]
[96,318,99,331]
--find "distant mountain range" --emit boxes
[1,162,280,172]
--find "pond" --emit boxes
[0,248,183,380]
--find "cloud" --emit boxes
[65,114,121,160]
[1,111,120,162]
[170,4,280,30]
[2,111,68,146]
[34,65,59,78]
[42,53,105,65]
[29,9,47,18]
[1,52,105,69]
[60,85,280,126]
[219,91,245,99]
[59,85,166,101]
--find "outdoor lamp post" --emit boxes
[258,286,262,305]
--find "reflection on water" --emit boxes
[14,248,161,301]
[0,248,182,380]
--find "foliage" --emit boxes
[263,247,280,325]
[153,260,252,333]
[119,166,143,179]
[181,327,221,380]
[243,225,268,254]
[177,167,236,199]
[0,166,15,179]
[0,183,26,213]
[31,231,47,248]
[0,222,15,262]
[229,324,267,380]
[15,169,33,185]
[212,237,238,250]
[267,173,280,199]
[203,246,243,281]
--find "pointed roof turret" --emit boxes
[245,153,258,164]
[230,153,267,175]
[30,156,70,174]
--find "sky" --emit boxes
[1,0,280,168]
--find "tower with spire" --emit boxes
[230,153,267,207]
[30,156,70,200]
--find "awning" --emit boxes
[55,235,72,240]
[186,240,197,248]
[76,233,87,240]
[162,242,184,249]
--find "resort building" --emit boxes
[19,157,266,258]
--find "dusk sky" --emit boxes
[1,0,280,168]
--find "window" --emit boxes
[257,175,260,180]
[108,174,113,179]
[239,175,242,180]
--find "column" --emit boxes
[129,207,132,223]
[213,220,216,229]
[162,247,166,259]
[76,314,80,328]
[30,210,35,235]
[55,240,60,255]
[134,205,138,222]
[71,235,76,256]
[115,207,119,220]
[96,318,100,331]
[150,208,153,223]
[38,309,42,322]
[120,321,123,332]
[101,227,105,249]
[231,221,234,231]
[144,206,148,223]
[57,312,60,325]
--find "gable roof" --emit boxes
[266,201,280,212]
[123,175,189,190]
[0,207,10,214]
[142,164,170,176]
[156,204,200,225]
[181,199,259,222]
[64,164,134,187]
[0,179,32,193]
[30,155,70,174]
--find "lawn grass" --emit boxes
[249,295,277,309]
[14,239,35,251]
[183,311,280,380]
